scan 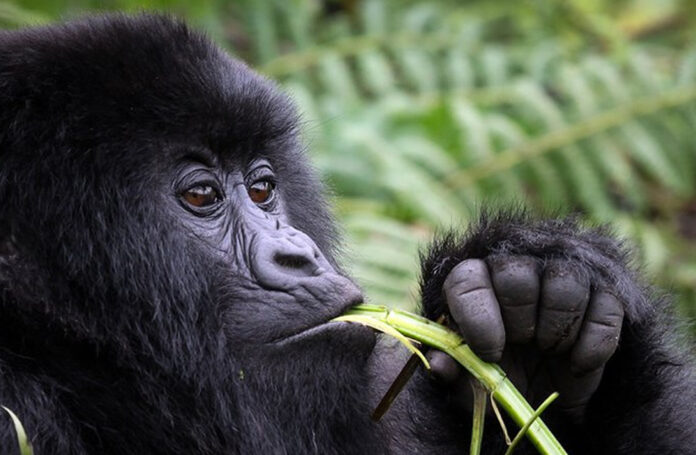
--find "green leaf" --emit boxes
[1,406,33,455]
[333,315,430,369]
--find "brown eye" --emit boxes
[248,180,274,204]
[182,185,219,207]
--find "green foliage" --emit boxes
[3,0,696,319]
[250,0,696,314]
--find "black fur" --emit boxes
[0,14,379,455]
[0,15,693,455]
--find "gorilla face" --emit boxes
[0,14,372,364]
[168,145,370,348]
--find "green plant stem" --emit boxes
[341,304,567,455]
[505,392,560,455]
[469,380,487,455]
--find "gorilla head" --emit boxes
[0,14,382,453]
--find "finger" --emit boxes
[549,357,604,422]
[443,259,505,362]
[427,351,475,412]
[536,260,590,353]
[427,350,461,384]
[487,255,540,344]
[570,291,624,375]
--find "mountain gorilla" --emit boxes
[0,14,693,455]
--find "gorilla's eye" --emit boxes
[182,185,220,208]
[248,180,275,204]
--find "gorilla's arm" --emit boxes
[393,211,696,453]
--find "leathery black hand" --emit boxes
[428,255,624,418]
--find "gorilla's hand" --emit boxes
[430,256,622,416]
[419,213,634,418]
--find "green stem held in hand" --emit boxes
[334,304,567,455]
[470,380,487,455]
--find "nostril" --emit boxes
[274,253,312,270]
[270,248,324,279]
[251,234,336,289]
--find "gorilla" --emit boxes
[0,14,693,455]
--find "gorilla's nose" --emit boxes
[251,227,334,290]
[272,244,320,277]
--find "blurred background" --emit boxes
[2,0,695,327]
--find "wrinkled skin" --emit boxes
[0,14,694,455]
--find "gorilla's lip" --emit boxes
[276,319,373,346]
[272,298,368,345]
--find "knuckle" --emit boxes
[468,329,505,361]
[591,291,625,316]
[572,344,614,373]
[444,259,491,294]
[491,270,539,305]
[428,351,460,383]
[536,311,584,352]
[542,271,590,311]
[472,346,504,363]
[448,288,498,324]
[449,259,489,279]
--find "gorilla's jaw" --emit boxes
[231,325,385,453]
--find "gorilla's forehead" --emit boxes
[0,14,297,159]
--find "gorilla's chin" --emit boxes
[231,321,383,453]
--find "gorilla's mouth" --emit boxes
[272,298,371,346]
[278,319,374,346]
